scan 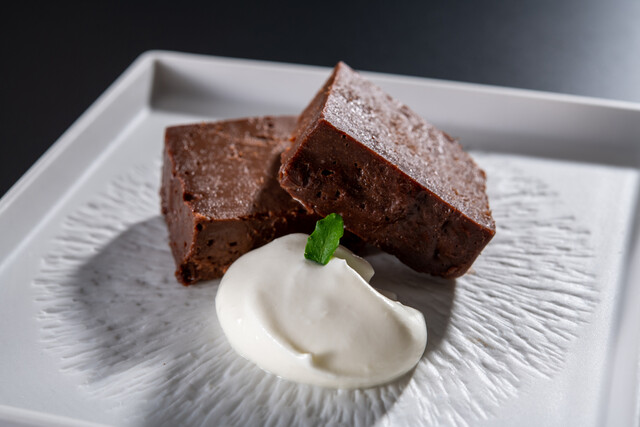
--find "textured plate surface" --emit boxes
[0,52,639,427]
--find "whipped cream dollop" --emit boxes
[215,233,427,389]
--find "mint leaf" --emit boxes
[304,213,345,265]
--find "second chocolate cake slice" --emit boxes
[279,62,495,278]
[161,116,317,285]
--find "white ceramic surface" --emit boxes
[0,51,639,426]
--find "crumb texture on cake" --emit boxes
[325,62,493,230]
[279,63,495,278]
[166,116,301,219]
[161,116,316,285]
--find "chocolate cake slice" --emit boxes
[279,62,495,278]
[161,116,317,285]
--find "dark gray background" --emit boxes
[2,0,639,198]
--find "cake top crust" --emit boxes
[321,62,494,230]
[165,116,300,220]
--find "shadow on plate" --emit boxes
[368,251,456,357]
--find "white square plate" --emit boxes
[1,51,639,426]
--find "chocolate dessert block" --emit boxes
[161,116,317,285]
[279,62,495,278]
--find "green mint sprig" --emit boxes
[304,213,344,265]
